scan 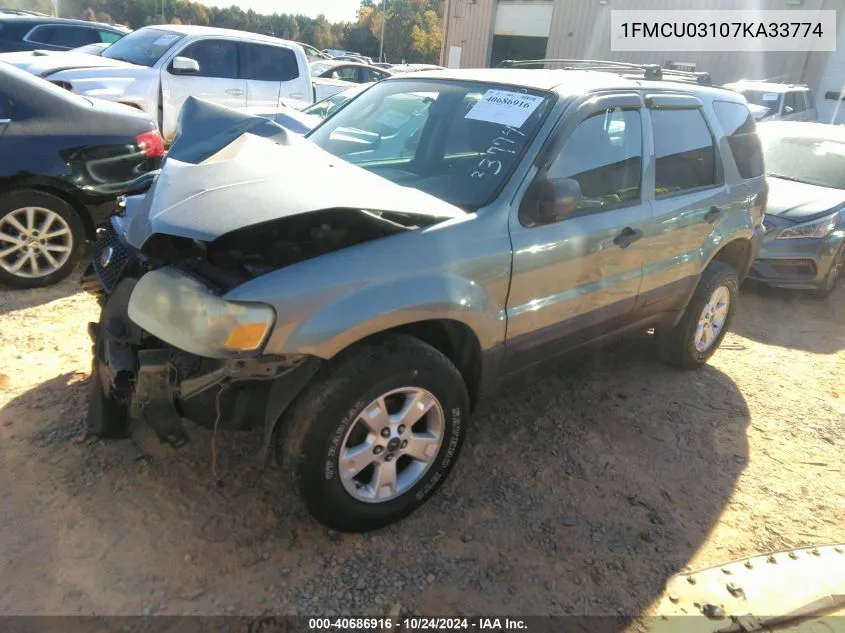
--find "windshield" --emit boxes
[307,79,555,209]
[761,133,845,189]
[101,28,184,67]
[740,89,782,114]
[304,85,368,118]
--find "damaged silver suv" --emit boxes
[84,63,767,532]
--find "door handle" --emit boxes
[613,227,643,248]
[704,206,724,224]
[225,89,244,96]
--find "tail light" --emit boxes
[136,130,165,158]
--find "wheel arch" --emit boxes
[706,237,754,282]
[0,182,94,238]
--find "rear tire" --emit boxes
[276,334,469,533]
[0,190,85,289]
[657,262,739,370]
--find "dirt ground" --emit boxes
[1,267,843,625]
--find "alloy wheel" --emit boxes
[694,285,731,353]
[338,387,445,503]
[0,207,73,279]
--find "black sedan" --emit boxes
[0,62,163,288]
[0,15,128,53]
[748,121,845,297]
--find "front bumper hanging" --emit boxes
[86,277,321,457]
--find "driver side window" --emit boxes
[547,108,643,211]
[176,39,239,79]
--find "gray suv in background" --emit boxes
[84,62,767,532]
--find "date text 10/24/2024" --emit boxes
[308,617,529,631]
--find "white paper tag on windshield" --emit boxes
[464,90,544,128]
[762,93,779,101]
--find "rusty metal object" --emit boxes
[647,543,845,632]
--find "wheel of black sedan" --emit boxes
[276,333,469,533]
[0,190,85,289]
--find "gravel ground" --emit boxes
[0,269,843,628]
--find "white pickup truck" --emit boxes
[5,25,313,142]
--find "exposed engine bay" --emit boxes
[139,207,444,291]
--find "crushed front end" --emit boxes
[84,199,322,455]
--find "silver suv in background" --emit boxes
[723,80,817,122]
[84,62,767,533]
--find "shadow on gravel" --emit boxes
[734,281,845,354]
[0,260,88,317]
[0,340,750,629]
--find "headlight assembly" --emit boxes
[127,267,275,358]
[776,211,840,240]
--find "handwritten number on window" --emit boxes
[470,125,523,179]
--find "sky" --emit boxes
[201,0,363,23]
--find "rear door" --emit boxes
[241,41,307,108]
[160,38,246,141]
[505,93,651,373]
[639,95,736,311]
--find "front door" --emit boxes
[505,93,652,374]
[782,90,809,121]
[160,38,246,141]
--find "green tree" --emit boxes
[52,0,444,63]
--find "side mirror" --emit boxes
[519,177,582,227]
[783,106,794,115]
[171,56,200,74]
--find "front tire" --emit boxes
[657,261,739,370]
[812,242,845,299]
[276,334,469,533]
[0,190,85,289]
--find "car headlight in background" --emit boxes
[127,267,275,358]
[776,211,840,239]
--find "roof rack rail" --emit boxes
[496,58,713,86]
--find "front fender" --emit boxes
[237,274,504,360]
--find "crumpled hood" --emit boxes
[766,177,845,221]
[0,51,138,77]
[123,97,464,249]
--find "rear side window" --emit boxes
[27,25,100,48]
[651,108,718,196]
[713,101,764,180]
[243,43,299,82]
[99,30,122,44]
[178,39,239,79]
